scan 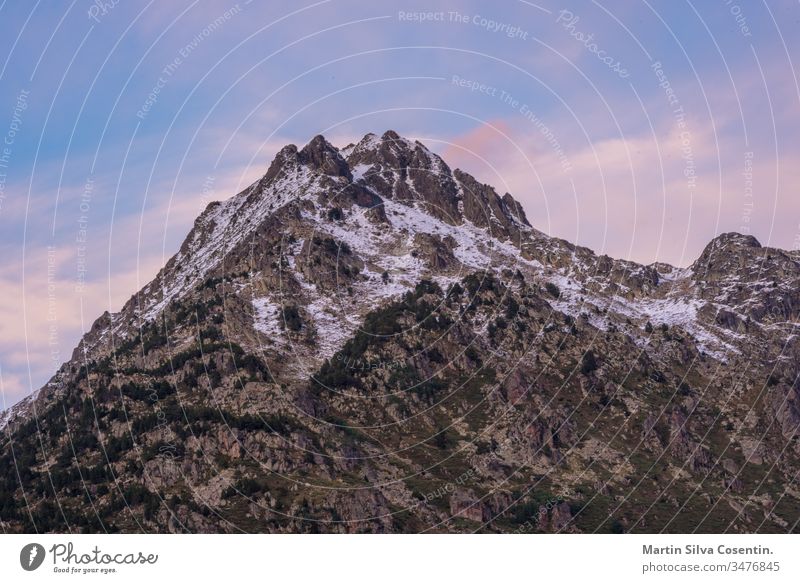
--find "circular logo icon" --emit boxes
[20,543,46,571]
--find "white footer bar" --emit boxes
[1,534,797,582]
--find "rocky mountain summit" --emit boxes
[1,130,799,533]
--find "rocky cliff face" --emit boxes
[1,131,799,533]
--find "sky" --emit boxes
[0,0,798,410]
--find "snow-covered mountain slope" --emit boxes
[5,131,799,425]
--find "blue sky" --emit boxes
[1,0,798,409]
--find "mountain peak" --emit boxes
[345,129,425,164]
[4,129,800,535]
[298,134,350,177]
[693,232,763,272]
[381,129,401,141]
[707,232,762,250]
